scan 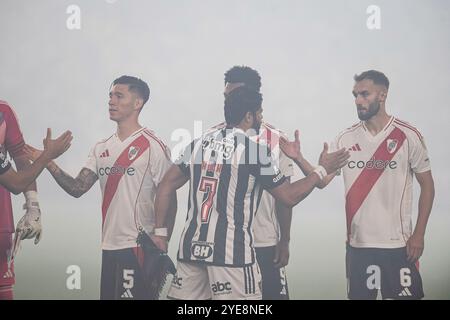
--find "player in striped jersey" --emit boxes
[280,70,435,299]
[151,86,349,300]
[221,66,294,300]
[24,76,176,300]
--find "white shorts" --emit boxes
[167,261,262,300]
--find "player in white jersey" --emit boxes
[220,66,294,299]
[25,76,176,299]
[280,70,435,299]
[150,86,349,300]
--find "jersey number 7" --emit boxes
[199,176,218,223]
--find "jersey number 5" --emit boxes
[199,177,218,223]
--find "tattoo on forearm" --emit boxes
[49,166,98,198]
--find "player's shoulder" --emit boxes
[0,100,15,117]
[261,122,287,138]
[141,128,171,154]
[90,133,115,153]
[392,117,424,141]
[0,100,11,110]
[206,122,226,133]
[336,121,363,140]
[96,133,115,145]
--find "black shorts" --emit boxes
[255,246,289,300]
[346,245,424,300]
[100,247,146,300]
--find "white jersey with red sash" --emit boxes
[334,116,431,248]
[84,128,172,250]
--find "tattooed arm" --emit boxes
[24,144,98,198]
[46,162,98,198]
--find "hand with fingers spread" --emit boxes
[318,143,350,175]
[41,128,73,161]
[279,130,302,161]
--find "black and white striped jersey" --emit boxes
[175,127,286,267]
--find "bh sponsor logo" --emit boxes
[191,242,214,260]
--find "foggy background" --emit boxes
[0,0,449,299]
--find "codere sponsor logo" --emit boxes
[98,165,136,176]
[347,157,397,170]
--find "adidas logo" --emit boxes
[100,149,110,158]
[398,287,412,297]
[121,289,133,299]
[348,143,361,152]
[2,269,14,279]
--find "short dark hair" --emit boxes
[224,86,263,126]
[112,75,150,106]
[354,70,390,89]
[224,66,261,92]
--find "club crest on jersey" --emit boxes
[128,146,140,161]
[387,139,398,154]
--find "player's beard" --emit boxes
[357,100,380,121]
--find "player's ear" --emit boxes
[134,98,144,110]
[244,111,253,124]
[379,90,387,102]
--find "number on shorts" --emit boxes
[123,269,135,289]
[400,268,412,287]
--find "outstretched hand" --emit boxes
[319,143,350,174]
[42,128,73,160]
[279,130,302,160]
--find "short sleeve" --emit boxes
[84,145,98,174]
[252,142,286,190]
[409,135,431,173]
[3,103,25,157]
[174,140,196,177]
[278,147,294,178]
[150,141,173,185]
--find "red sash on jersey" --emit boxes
[101,135,150,226]
[345,127,406,240]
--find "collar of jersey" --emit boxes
[361,116,395,142]
[114,127,146,143]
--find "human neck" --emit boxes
[364,110,391,136]
[116,118,142,141]
[235,123,250,134]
